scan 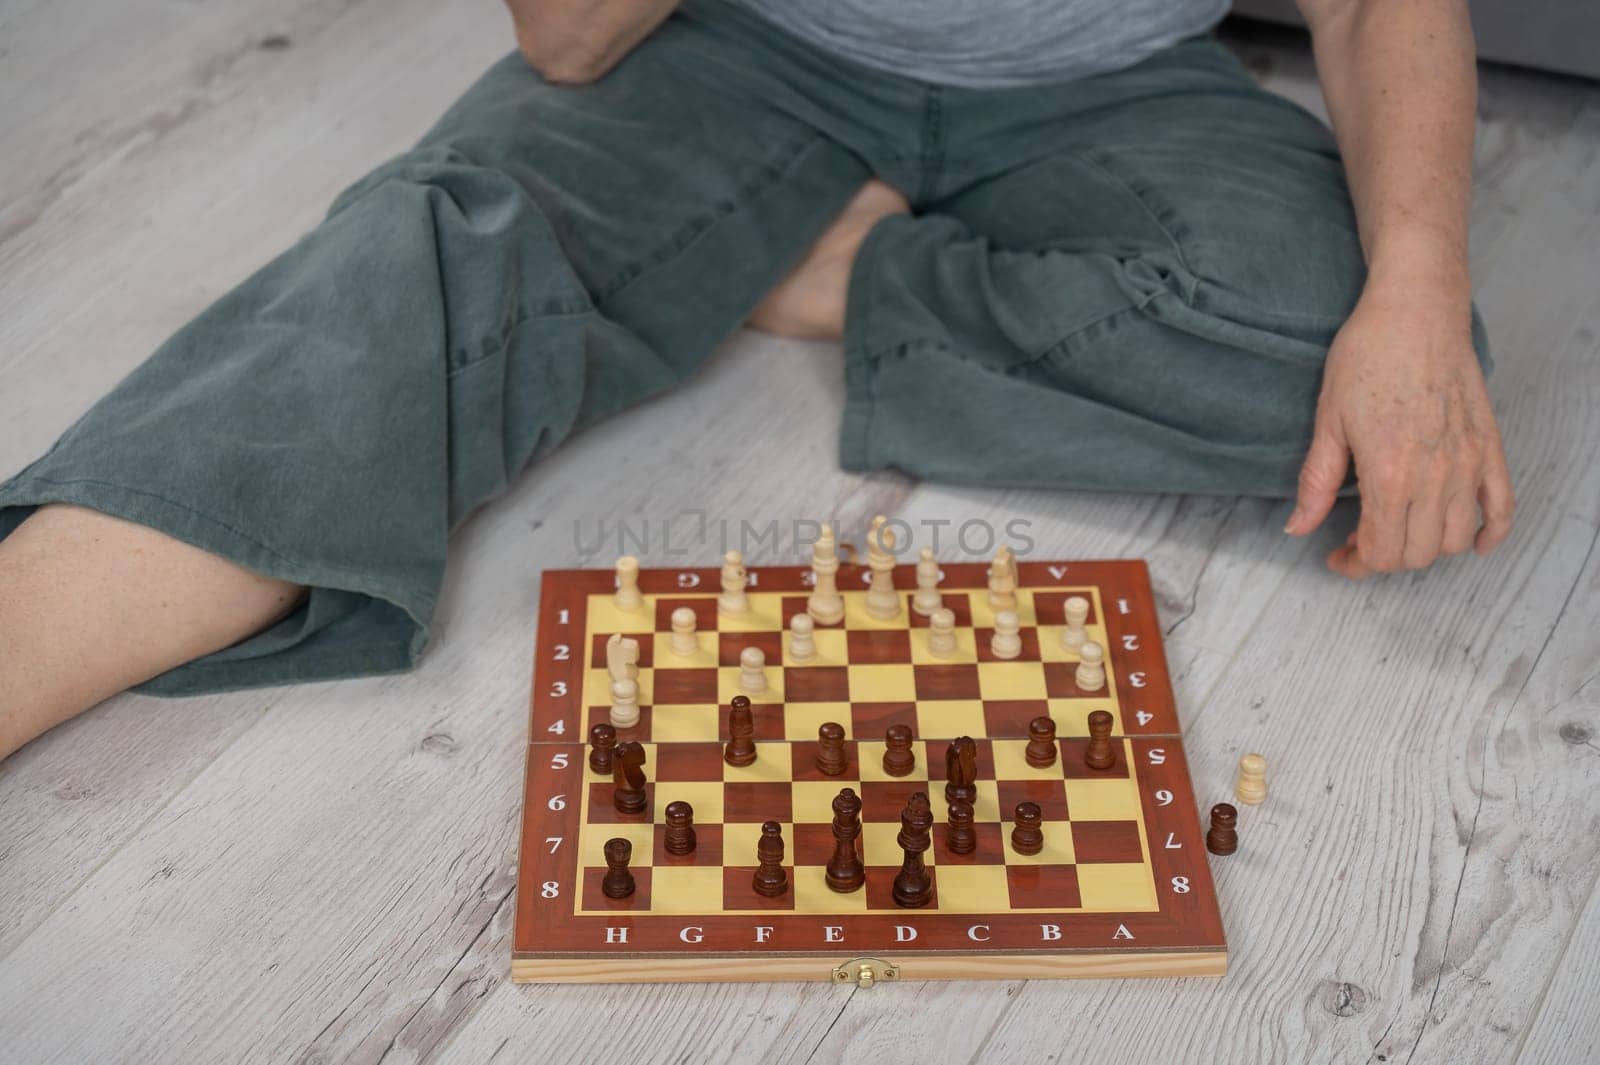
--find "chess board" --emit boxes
[514,559,1226,982]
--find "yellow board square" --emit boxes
[1003,820,1076,865]
[968,589,1037,631]
[583,667,654,712]
[785,629,848,667]
[848,664,917,702]
[976,661,1048,701]
[647,866,726,913]
[932,866,1011,914]
[990,739,1062,780]
[717,667,785,705]
[717,592,785,634]
[794,870,868,914]
[858,741,931,782]
[908,625,978,665]
[722,820,790,861]
[652,781,725,823]
[1065,774,1142,821]
[861,822,909,866]
[914,700,989,741]
[792,780,863,823]
[650,704,722,743]
[783,702,855,741]
[578,822,653,868]
[722,746,793,784]
[1045,699,1119,737]
[927,780,1000,824]
[1076,863,1159,912]
[585,593,655,635]
[651,632,718,670]
[841,591,909,630]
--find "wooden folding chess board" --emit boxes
[514,559,1226,982]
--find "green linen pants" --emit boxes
[0,0,1490,694]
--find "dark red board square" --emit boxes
[846,630,912,664]
[1059,737,1130,779]
[652,668,718,704]
[925,738,995,782]
[723,866,796,911]
[719,630,784,667]
[1033,592,1099,627]
[586,781,655,824]
[717,704,786,742]
[785,666,851,702]
[996,778,1069,822]
[974,627,1041,663]
[655,597,718,632]
[906,593,972,628]
[652,823,724,866]
[792,823,843,866]
[982,700,1052,739]
[589,632,656,668]
[1005,864,1081,909]
[723,781,793,823]
[586,704,653,742]
[582,866,653,911]
[780,596,828,628]
[1071,820,1145,863]
[858,780,936,822]
[654,743,726,782]
[865,865,938,910]
[848,702,919,741]
[1043,662,1107,700]
[914,664,982,700]
[790,740,860,782]
[931,821,1006,865]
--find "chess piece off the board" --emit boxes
[825,787,865,892]
[912,547,942,616]
[1206,803,1238,856]
[864,515,900,620]
[1235,753,1267,805]
[806,524,845,625]
[753,821,789,897]
[892,793,935,908]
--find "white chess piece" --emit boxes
[718,549,749,616]
[987,545,1017,610]
[670,606,699,657]
[614,555,643,610]
[1060,595,1090,652]
[1074,640,1106,691]
[1235,753,1268,805]
[807,524,844,625]
[739,646,768,694]
[990,609,1022,660]
[927,607,958,658]
[609,676,640,729]
[788,613,817,663]
[864,515,900,620]
[912,547,942,616]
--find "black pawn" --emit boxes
[1024,715,1057,768]
[1207,803,1239,856]
[663,800,697,856]
[589,722,617,773]
[945,798,977,855]
[724,695,757,767]
[1011,801,1044,856]
[601,837,635,899]
[882,723,916,777]
[752,821,789,897]
[1084,709,1116,771]
[815,722,849,776]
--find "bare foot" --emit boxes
[750,180,910,341]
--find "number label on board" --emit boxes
[1121,635,1139,651]
[541,881,560,899]
[550,681,568,698]
[557,608,570,624]
[1171,876,1191,894]
[553,643,570,661]
[1154,789,1174,806]
[1128,671,1147,688]
[550,752,569,769]
[547,719,566,735]
[1136,710,1155,727]
[548,794,567,811]
[677,572,701,588]
[1147,747,1166,765]
[545,837,564,854]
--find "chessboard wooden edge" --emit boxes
[510,947,1228,983]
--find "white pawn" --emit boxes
[1235,753,1268,805]
[739,646,768,694]
[1060,595,1090,652]
[807,524,845,626]
[614,555,643,611]
[788,613,817,662]
[987,545,1018,610]
[670,606,699,657]
[912,547,942,616]
[718,549,749,617]
[1075,640,1106,691]
[610,676,640,729]
[864,515,900,620]
[927,607,958,658]
[990,609,1022,660]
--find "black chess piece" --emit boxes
[944,736,978,805]
[945,798,977,855]
[1206,803,1238,856]
[724,695,757,767]
[752,821,789,897]
[892,793,935,908]
[1024,715,1058,768]
[601,837,635,899]
[825,788,865,892]
[1084,710,1116,771]
[663,800,697,856]
[588,722,617,773]
[815,722,849,776]
[1011,801,1044,856]
[612,740,648,814]
[882,723,916,777]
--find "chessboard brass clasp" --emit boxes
[832,958,900,988]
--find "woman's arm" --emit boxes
[1285,0,1515,576]
[505,0,680,84]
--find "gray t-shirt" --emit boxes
[733,0,1230,88]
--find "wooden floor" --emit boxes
[1,3,1597,1062]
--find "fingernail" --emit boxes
[1284,508,1302,533]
